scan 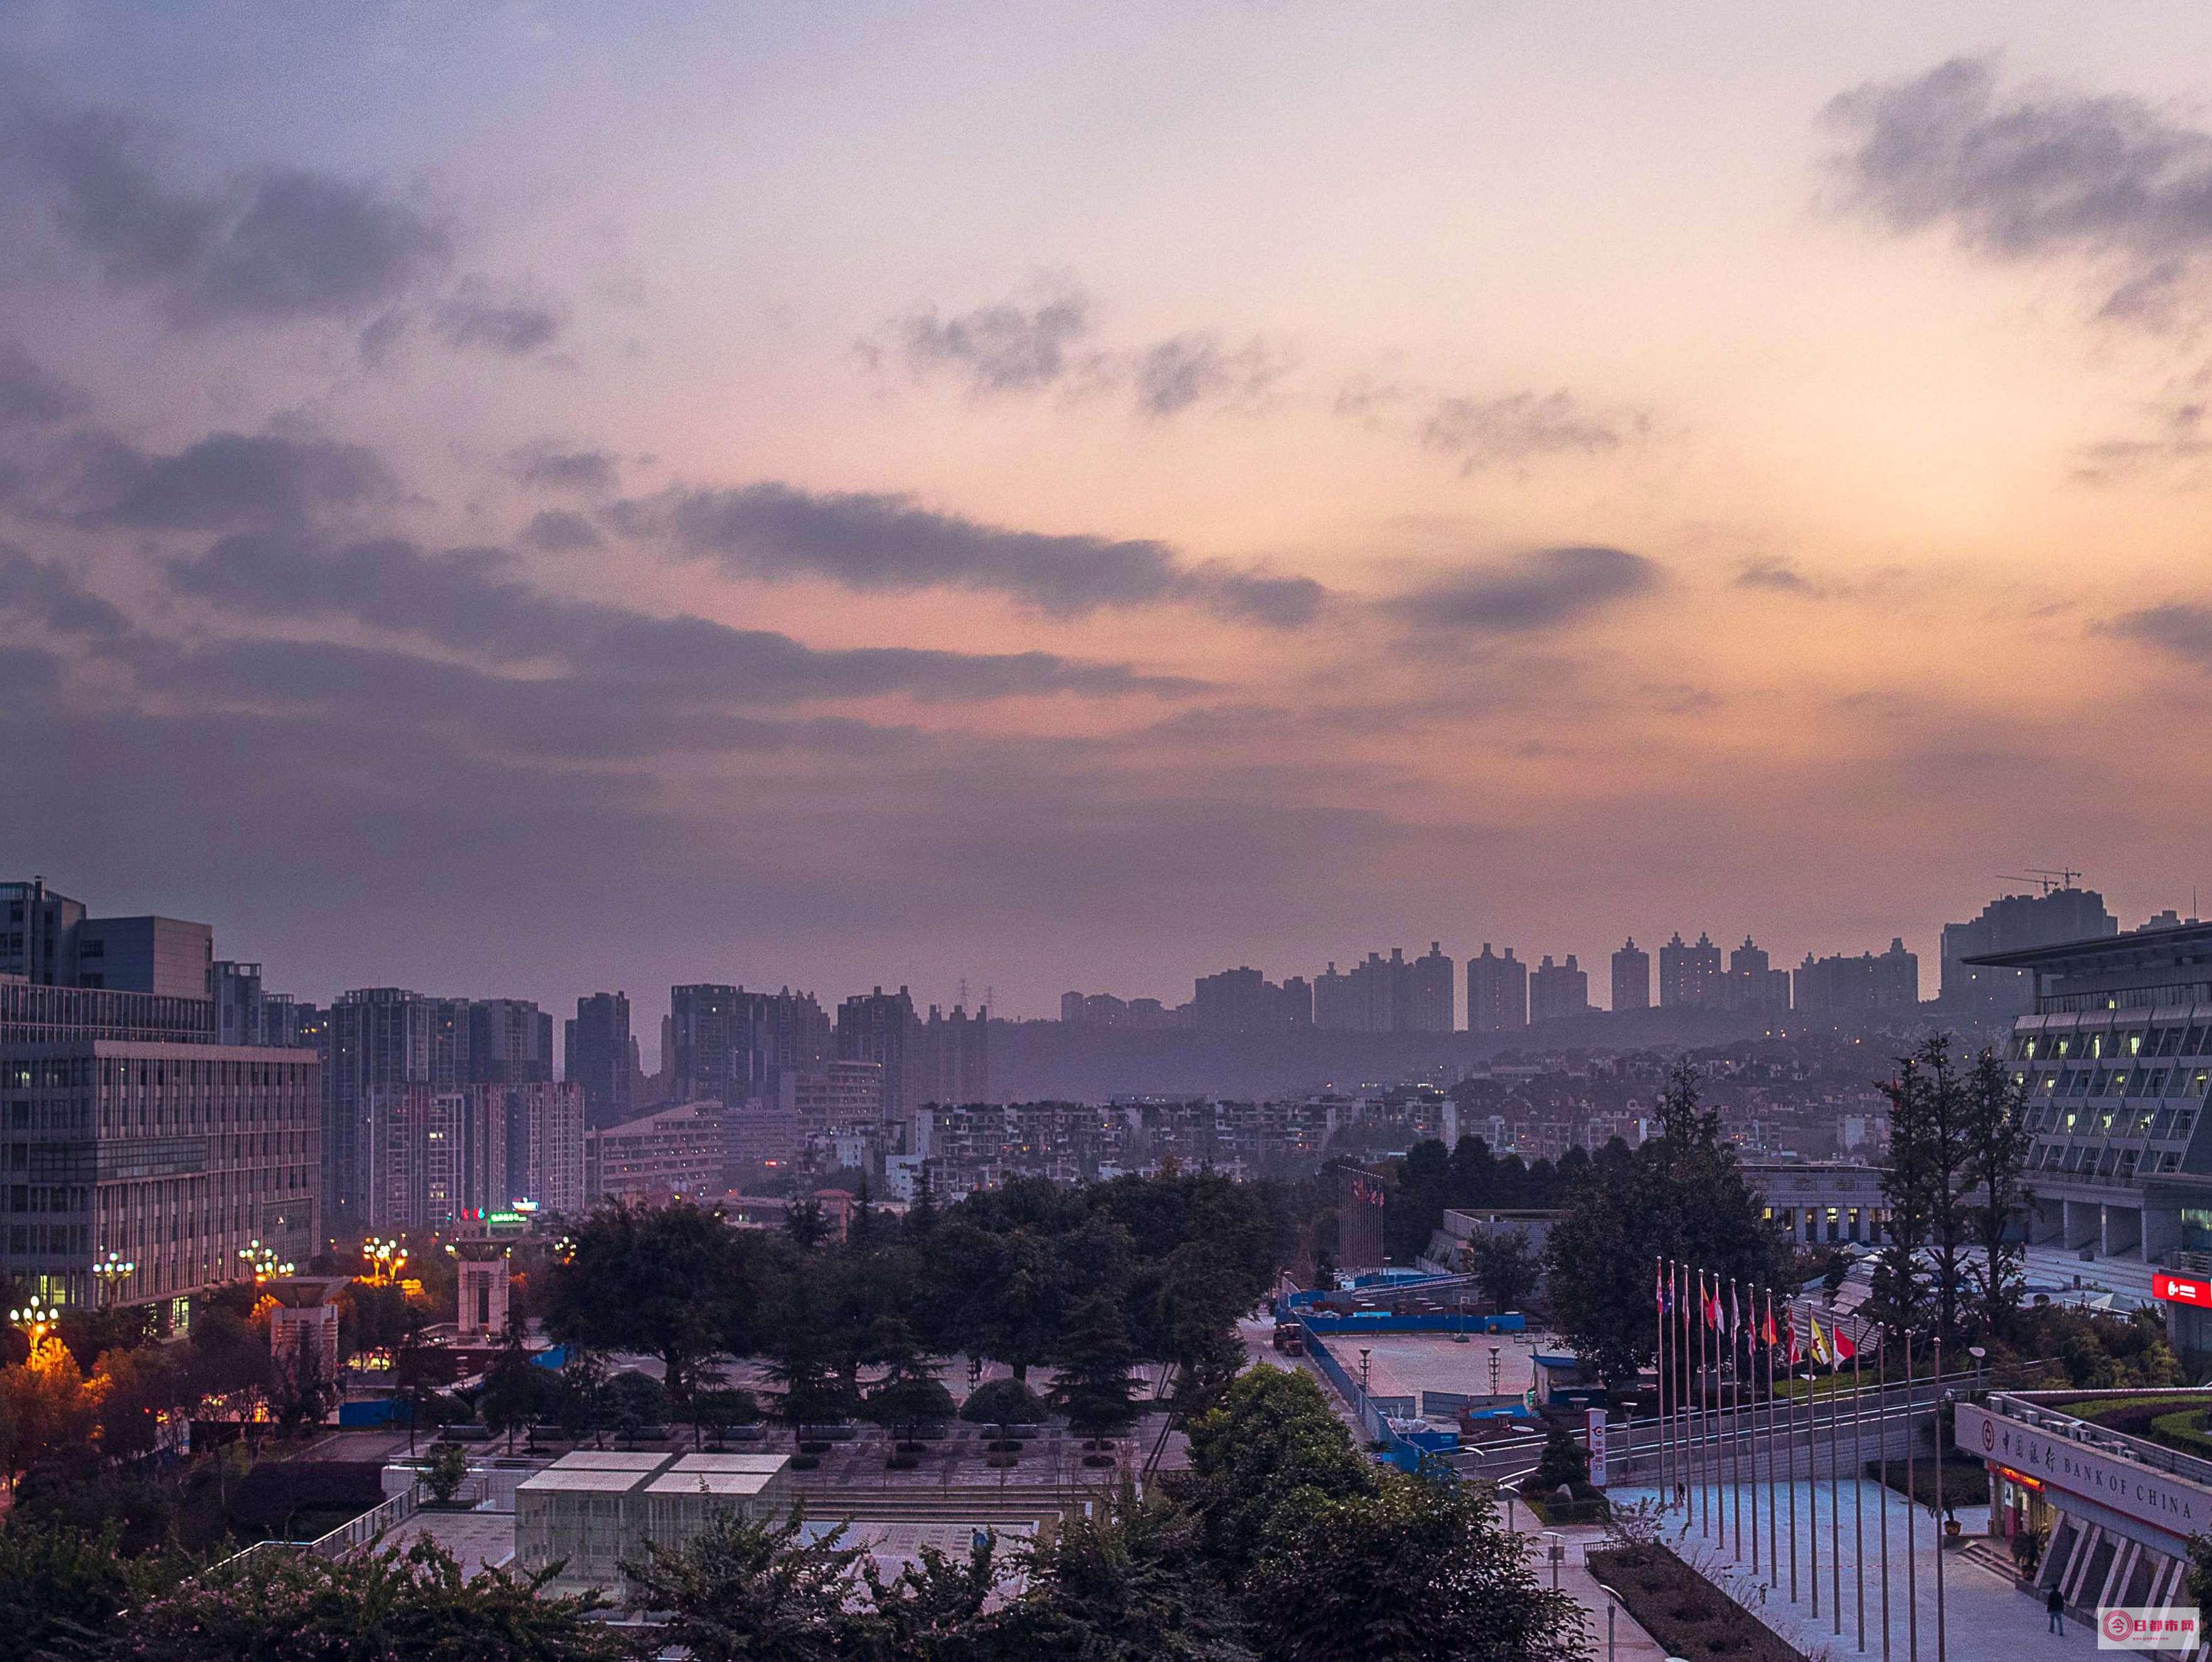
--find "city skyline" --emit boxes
[6,6,2212,1018]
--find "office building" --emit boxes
[1658,931,1723,1008]
[1792,939,1919,1017]
[565,992,635,1128]
[1612,938,1651,1013]
[1967,919,2212,1266]
[1940,885,2118,1018]
[1411,942,1455,1033]
[1467,944,1528,1033]
[1529,954,1590,1023]
[1,882,318,1316]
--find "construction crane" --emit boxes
[1996,866,2083,895]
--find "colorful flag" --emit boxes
[1657,1266,1666,1314]
[1783,1310,1802,1365]
[1706,1284,1723,1328]
[1729,1281,1741,1336]
[1832,1321,1857,1362]
[1760,1301,1778,1347]
[1809,1314,1832,1366]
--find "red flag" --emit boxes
[1832,1322,1857,1362]
[1783,1310,1802,1365]
[1760,1299,1778,1347]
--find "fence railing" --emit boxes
[206,1480,424,1576]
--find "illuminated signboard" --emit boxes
[2154,1271,2212,1307]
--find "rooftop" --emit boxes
[646,1468,784,1496]
[516,1467,654,1493]
[546,1450,672,1471]
[1963,919,2212,971]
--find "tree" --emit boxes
[1247,1471,1588,1662]
[545,1202,752,1440]
[859,1536,1003,1662]
[1533,1423,1590,1494]
[423,1440,471,1506]
[621,1506,871,1662]
[861,1326,956,1454]
[0,1519,181,1662]
[693,1387,759,1446]
[269,1331,334,1437]
[0,1340,100,1485]
[1385,1139,1454,1262]
[785,1198,832,1250]
[480,1318,541,1452]
[1544,1060,1785,1384]
[107,1537,624,1661]
[960,1378,1048,1443]
[1963,1045,2034,1339]
[1183,1368,1374,1575]
[977,1484,1255,1662]
[1050,1296,1140,1449]
[1880,1036,1975,1347]
[1469,1229,1541,1313]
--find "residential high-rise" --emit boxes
[1792,939,1920,1017]
[1940,885,2118,1018]
[565,991,635,1128]
[1411,942,1455,1033]
[2,882,318,1317]
[327,989,437,1231]
[502,1080,587,1217]
[1467,944,1528,1033]
[1529,954,1590,1023]
[1611,938,1651,1012]
[469,998,555,1084]
[1658,931,1723,1008]
[669,984,830,1107]
[1312,962,1356,1030]
[1191,967,1311,1031]
[216,960,322,1048]
[1721,937,1792,1015]
[836,987,922,1117]
[916,1004,990,1106]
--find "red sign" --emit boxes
[2154,1271,2212,1306]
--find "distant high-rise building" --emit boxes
[502,1080,587,1217]
[1191,967,1312,1032]
[1312,962,1356,1030]
[1612,938,1651,1013]
[1411,942,1455,1032]
[671,984,830,1107]
[565,991,635,1128]
[1529,954,1590,1023]
[1939,885,2117,1018]
[916,1004,990,1105]
[836,987,922,1117]
[469,998,555,1084]
[1793,939,1920,1018]
[1721,937,1792,1015]
[1658,932,1723,1008]
[0,878,86,984]
[1467,944,1528,1033]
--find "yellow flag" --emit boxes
[1809,1314,1832,1366]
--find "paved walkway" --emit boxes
[1615,1479,2108,1662]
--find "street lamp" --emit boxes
[9,1293,59,1355]
[92,1250,136,1308]
[238,1239,294,1283]
[362,1236,407,1286]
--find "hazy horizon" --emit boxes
[6,4,2210,1021]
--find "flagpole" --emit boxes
[1878,1321,1891,1662]
[1933,1332,1945,1662]
[1698,1271,1711,1538]
[1786,1302,1799,1602]
[1830,1324,1842,1636]
[1744,1282,1757,1575]
[1854,1325,1866,1653]
[1905,1329,1918,1662]
[1765,1287,1779,1590]
[1663,1257,1672,1505]
[1808,1306,1820,1624]
[1678,1259,1691,1530]
[1729,1280,1742,1563]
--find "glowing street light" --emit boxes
[238,1239,294,1282]
[92,1249,136,1307]
[10,1293,59,1353]
[362,1236,408,1285]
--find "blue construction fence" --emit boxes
[1295,1310,1527,1336]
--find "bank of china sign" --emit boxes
[1956,1404,2206,1532]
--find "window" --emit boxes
[2160,1026,2186,1057]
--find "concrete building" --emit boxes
[1,878,86,985]
[1658,931,1721,1008]
[1940,885,2118,1018]
[1792,939,1919,1018]
[1610,938,1650,1013]
[1191,967,1309,1032]
[1466,944,1528,1034]
[72,915,213,999]
[836,987,922,1116]
[1969,920,2212,1262]
[517,1450,792,1597]
[1528,954,1589,1024]
[1411,942,1456,1033]
[564,992,634,1129]
[585,1102,730,1203]
[499,1080,587,1217]
[670,984,831,1109]
[1741,1161,1890,1244]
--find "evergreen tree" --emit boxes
[1964,1044,2034,1339]
[479,1317,540,1453]
[1050,1296,1141,1447]
[622,1507,868,1662]
[1469,1229,1541,1311]
[1879,1036,1975,1346]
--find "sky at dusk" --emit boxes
[5,2,2212,1026]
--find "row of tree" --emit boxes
[541,1170,1291,1441]
[0,1366,1588,1662]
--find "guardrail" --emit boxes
[206,1480,425,1575]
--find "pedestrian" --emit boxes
[2046,1583,2064,1636]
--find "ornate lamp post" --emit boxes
[92,1249,137,1308]
[9,1293,60,1357]
[239,1239,295,1284]
[362,1236,408,1286]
